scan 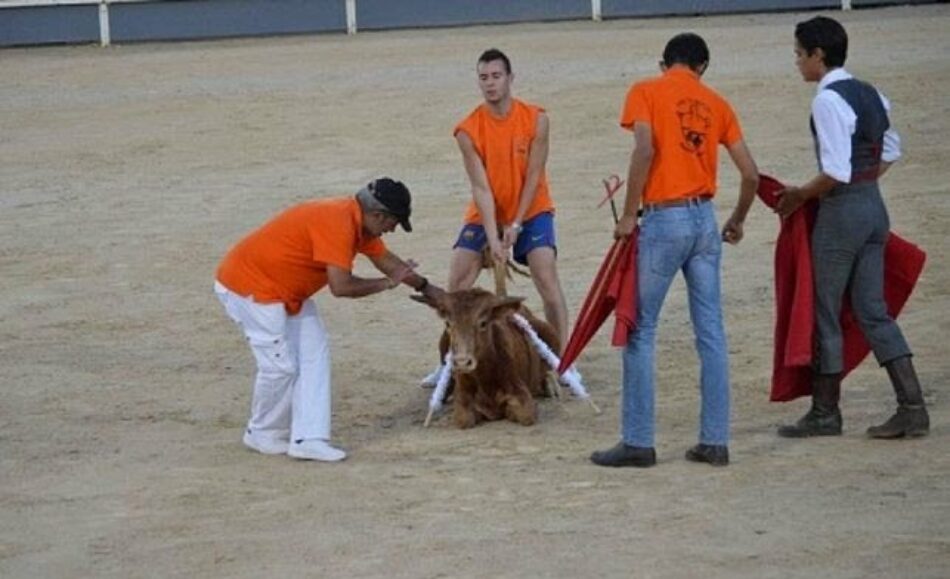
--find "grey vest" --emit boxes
[810,78,889,193]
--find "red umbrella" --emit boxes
[557,230,638,374]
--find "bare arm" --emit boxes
[326,265,395,298]
[370,251,446,301]
[721,139,759,245]
[504,112,550,248]
[456,131,504,263]
[615,121,653,239]
[878,160,893,178]
[369,251,425,290]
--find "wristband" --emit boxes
[511,221,522,233]
[416,277,429,293]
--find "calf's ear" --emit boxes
[410,294,433,306]
[410,293,449,318]
[490,296,525,319]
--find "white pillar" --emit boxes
[345,0,357,34]
[98,0,110,47]
[841,0,852,9]
[592,0,602,22]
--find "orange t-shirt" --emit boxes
[216,197,386,314]
[620,68,743,203]
[454,98,555,225]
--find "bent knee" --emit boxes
[852,300,890,326]
[251,338,298,377]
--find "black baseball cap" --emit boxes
[369,178,412,232]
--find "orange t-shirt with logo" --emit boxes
[620,68,743,203]
[216,197,386,314]
[454,98,555,225]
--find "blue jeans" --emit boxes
[622,201,730,447]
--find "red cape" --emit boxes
[757,175,926,401]
[558,230,638,374]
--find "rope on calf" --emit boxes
[511,313,601,415]
[424,350,453,427]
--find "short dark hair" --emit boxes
[478,48,511,74]
[662,33,709,70]
[795,16,848,68]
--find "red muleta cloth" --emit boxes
[757,174,926,401]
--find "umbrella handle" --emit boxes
[598,175,625,207]
[599,175,625,225]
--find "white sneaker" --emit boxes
[242,429,289,455]
[287,439,347,462]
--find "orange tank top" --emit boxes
[454,99,555,225]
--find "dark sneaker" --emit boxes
[590,441,656,468]
[685,444,729,466]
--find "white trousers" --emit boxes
[215,281,332,443]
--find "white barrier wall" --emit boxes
[0,0,937,47]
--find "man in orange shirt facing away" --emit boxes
[215,178,443,462]
[591,34,759,468]
[449,48,569,349]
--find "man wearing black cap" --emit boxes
[214,178,443,462]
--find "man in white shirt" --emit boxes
[775,16,928,440]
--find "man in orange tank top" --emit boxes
[214,178,443,462]
[449,48,569,350]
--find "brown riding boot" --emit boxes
[867,356,929,439]
[777,373,843,438]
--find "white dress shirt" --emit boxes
[812,68,902,183]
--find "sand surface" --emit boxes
[1,5,949,578]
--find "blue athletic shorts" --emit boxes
[452,211,557,266]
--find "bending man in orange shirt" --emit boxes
[449,48,569,349]
[215,178,443,462]
[590,34,759,469]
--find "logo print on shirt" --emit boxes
[514,136,531,157]
[676,98,712,155]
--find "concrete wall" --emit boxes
[1,4,100,46]
[602,0,838,17]
[0,0,941,47]
[109,0,344,43]
[356,0,590,30]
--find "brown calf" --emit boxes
[412,288,560,429]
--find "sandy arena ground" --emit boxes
[2,5,949,578]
